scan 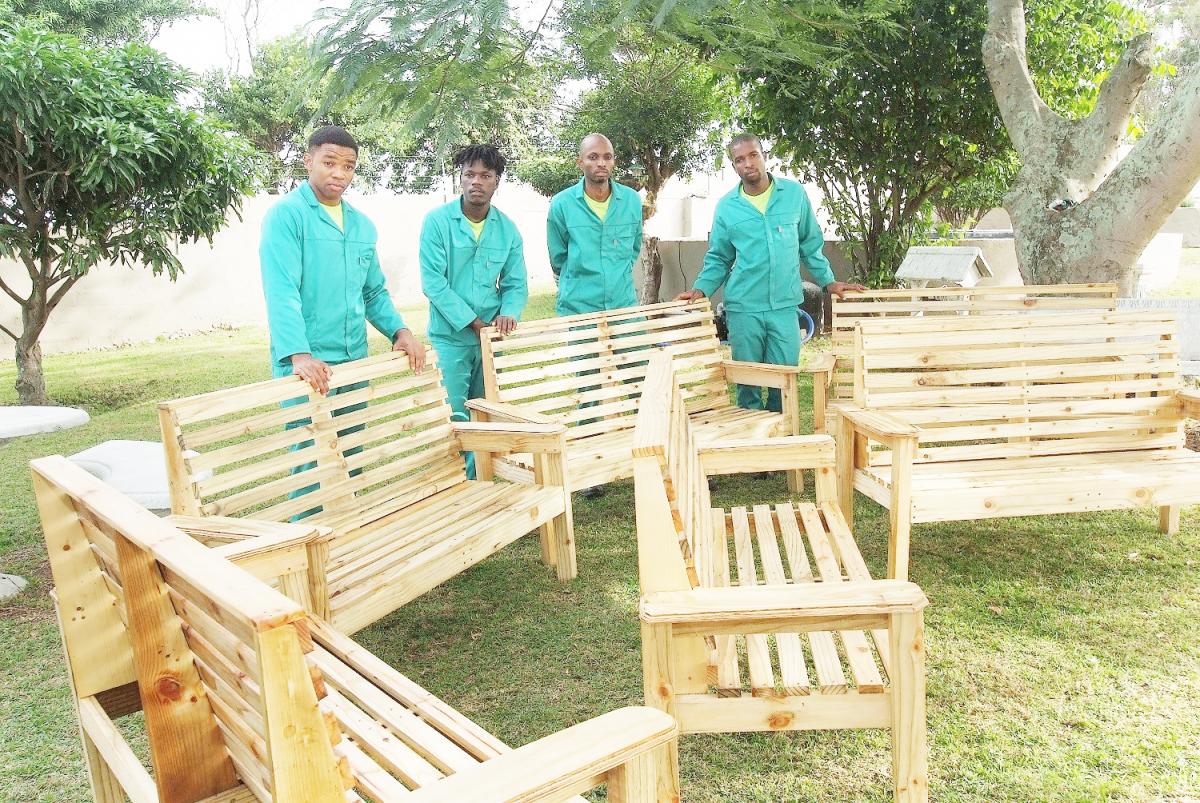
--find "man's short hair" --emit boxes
[308,125,359,153]
[727,132,763,157]
[453,144,507,176]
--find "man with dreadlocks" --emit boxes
[419,143,528,478]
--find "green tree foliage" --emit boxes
[515,33,725,220]
[0,0,206,42]
[314,0,557,160]
[735,0,1144,285]
[202,33,432,192]
[0,25,258,403]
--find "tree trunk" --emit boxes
[14,288,49,405]
[984,0,1200,291]
[15,333,47,406]
[638,236,664,305]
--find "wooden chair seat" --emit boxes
[705,501,890,702]
[323,481,565,622]
[858,448,1200,523]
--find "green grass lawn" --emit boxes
[2,294,1198,801]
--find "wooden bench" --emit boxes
[824,283,1120,431]
[836,309,1200,581]
[630,352,930,802]
[473,299,834,495]
[33,455,680,803]
[158,351,576,634]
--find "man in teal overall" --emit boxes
[420,144,528,478]
[547,133,645,497]
[547,133,643,315]
[260,125,426,514]
[677,133,863,412]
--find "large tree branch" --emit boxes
[47,273,81,313]
[0,322,16,341]
[0,273,25,305]
[1075,63,1200,266]
[983,0,1056,156]
[1076,32,1154,171]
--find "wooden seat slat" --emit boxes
[335,737,417,798]
[794,504,849,694]
[711,512,742,696]
[750,504,810,695]
[730,507,776,696]
[323,687,445,788]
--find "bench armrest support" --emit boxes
[640,580,927,636]
[721,359,803,388]
[466,398,556,425]
[698,435,835,476]
[833,404,919,446]
[402,707,678,803]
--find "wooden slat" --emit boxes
[793,504,848,694]
[730,508,775,697]
[750,505,809,695]
[712,513,741,697]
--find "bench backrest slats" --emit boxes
[160,351,465,525]
[854,309,1181,464]
[33,456,349,803]
[483,300,728,440]
[829,283,1119,408]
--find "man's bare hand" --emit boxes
[469,317,487,334]
[492,315,517,336]
[826,281,867,299]
[675,289,706,302]
[291,353,332,395]
[392,328,426,372]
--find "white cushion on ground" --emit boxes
[0,406,90,439]
[68,439,208,512]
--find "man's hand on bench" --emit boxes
[392,327,427,372]
[291,353,332,395]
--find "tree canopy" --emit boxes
[0,25,257,403]
[0,0,206,42]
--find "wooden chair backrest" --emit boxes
[481,300,728,442]
[160,351,464,526]
[33,455,348,803]
[829,283,1119,408]
[854,309,1182,464]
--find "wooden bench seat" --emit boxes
[836,308,1200,580]
[158,351,576,634]
[630,352,930,801]
[34,455,680,803]
[473,300,832,495]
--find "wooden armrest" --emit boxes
[834,404,919,445]
[1180,389,1200,418]
[466,398,556,425]
[801,352,836,373]
[698,435,835,475]
[402,707,678,803]
[641,580,928,636]
[722,359,803,388]
[452,421,567,454]
[169,514,333,550]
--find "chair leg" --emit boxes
[640,623,680,802]
[552,508,576,581]
[1159,505,1179,535]
[888,438,916,582]
[81,723,125,803]
[888,610,928,803]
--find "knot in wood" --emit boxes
[156,675,184,701]
[767,712,795,729]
